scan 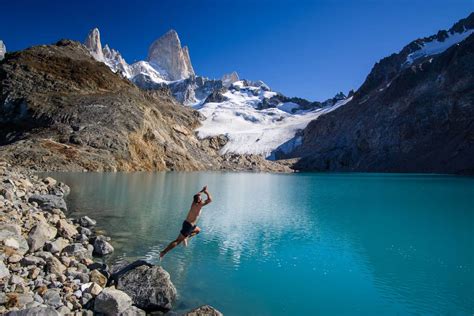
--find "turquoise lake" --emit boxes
[47,172,474,315]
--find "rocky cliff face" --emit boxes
[147,30,195,81]
[0,40,290,172]
[0,40,6,61]
[288,15,474,174]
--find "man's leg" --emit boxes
[182,226,200,247]
[160,234,186,258]
[187,227,201,240]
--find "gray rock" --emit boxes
[81,292,93,305]
[93,236,114,256]
[56,306,71,315]
[27,222,57,252]
[79,216,96,227]
[57,219,78,239]
[0,224,29,254]
[78,227,92,236]
[45,256,67,275]
[184,305,223,316]
[43,289,63,308]
[119,306,146,316]
[116,263,177,311]
[62,243,92,260]
[6,306,60,316]
[33,294,43,304]
[0,260,10,279]
[28,194,67,212]
[45,237,69,254]
[94,288,132,315]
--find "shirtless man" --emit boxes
[160,186,212,259]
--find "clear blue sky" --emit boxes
[1,0,472,100]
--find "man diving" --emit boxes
[160,186,212,259]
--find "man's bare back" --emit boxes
[160,186,212,259]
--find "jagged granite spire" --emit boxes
[84,28,104,61]
[0,40,6,60]
[147,29,195,81]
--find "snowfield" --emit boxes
[406,29,474,64]
[195,83,352,158]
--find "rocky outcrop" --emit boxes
[288,14,474,174]
[0,40,5,61]
[113,261,177,312]
[147,29,195,81]
[221,71,239,87]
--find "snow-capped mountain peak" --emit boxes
[84,28,195,83]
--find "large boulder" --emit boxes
[94,288,132,315]
[115,262,177,312]
[28,194,67,212]
[27,222,57,252]
[93,236,114,256]
[184,305,223,316]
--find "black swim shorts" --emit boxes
[180,220,196,237]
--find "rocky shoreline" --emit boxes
[0,162,222,315]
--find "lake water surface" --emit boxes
[47,172,474,315]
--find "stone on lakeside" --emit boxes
[78,216,96,227]
[57,219,79,239]
[93,236,114,256]
[115,262,177,311]
[90,269,107,287]
[28,194,67,212]
[61,243,92,260]
[45,237,70,254]
[184,305,223,316]
[42,177,57,187]
[94,288,132,315]
[27,222,57,252]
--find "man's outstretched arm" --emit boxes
[201,186,212,205]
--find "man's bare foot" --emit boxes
[183,238,188,247]
[159,251,165,261]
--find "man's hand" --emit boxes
[201,185,208,193]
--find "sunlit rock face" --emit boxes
[0,40,7,61]
[84,28,104,61]
[147,29,195,81]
